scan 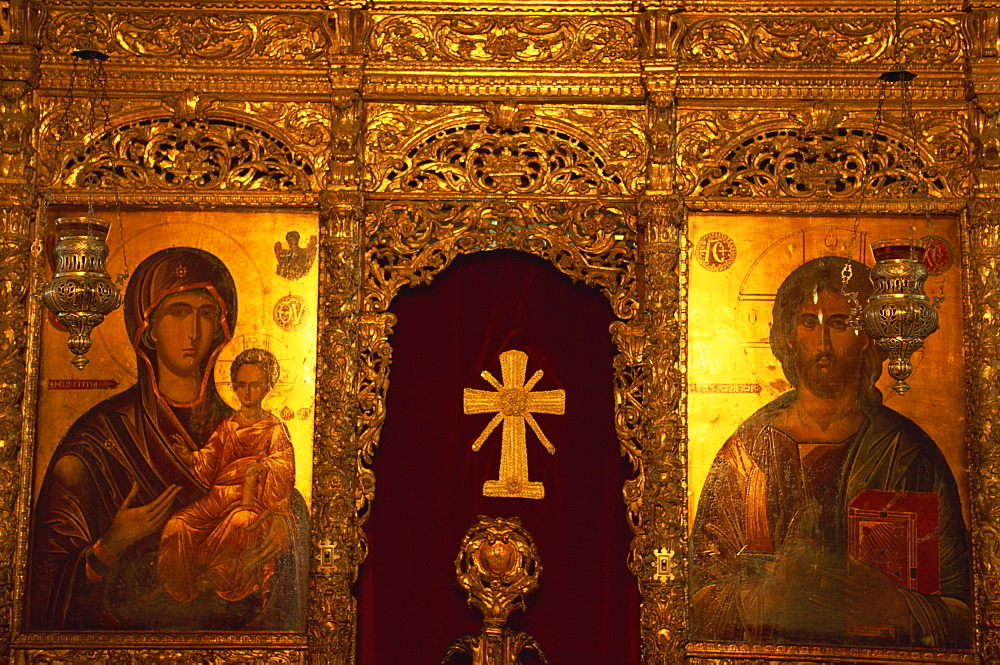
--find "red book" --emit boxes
[847,489,940,638]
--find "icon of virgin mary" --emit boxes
[28,247,306,631]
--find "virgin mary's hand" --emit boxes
[102,483,181,558]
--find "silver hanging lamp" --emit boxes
[844,2,941,396]
[41,8,125,370]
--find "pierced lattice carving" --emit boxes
[688,120,969,199]
[59,117,319,193]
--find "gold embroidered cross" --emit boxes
[464,349,565,499]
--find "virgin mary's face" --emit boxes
[149,290,220,378]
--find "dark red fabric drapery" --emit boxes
[357,250,640,664]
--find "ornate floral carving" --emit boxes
[19,648,306,663]
[45,9,328,60]
[310,191,364,662]
[964,196,1000,662]
[46,114,322,194]
[365,102,645,196]
[0,235,29,665]
[0,77,36,234]
[681,111,970,199]
[369,14,637,64]
[681,17,962,64]
[637,194,685,663]
[0,43,36,664]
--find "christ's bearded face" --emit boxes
[787,289,868,399]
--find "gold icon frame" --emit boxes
[0,0,996,662]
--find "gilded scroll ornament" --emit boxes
[442,516,547,665]
[464,349,565,500]
[308,190,365,663]
[682,111,969,200]
[680,16,961,64]
[370,14,636,64]
[57,116,319,193]
[365,200,638,319]
[45,9,327,60]
[365,103,646,196]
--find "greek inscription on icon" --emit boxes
[273,294,308,331]
[922,235,953,275]
[274,231,317,280]
[695,232,737,272]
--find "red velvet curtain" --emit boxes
[357,250,640,663]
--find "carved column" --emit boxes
[0,2,40,654]
[310,34,366,656]
[639,8,687,660]
[966,9,1000,655]
[637,194,686,663]
[310,190,363,663]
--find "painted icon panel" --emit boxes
[687,214,969,650]
[29,209,317,632]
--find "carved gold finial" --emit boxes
[442,516,547,665]
[464,350,565,499]
[483,99,535,131]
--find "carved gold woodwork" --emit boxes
[369,13,638,64]
[677,108,971,200]
[0,0,993,663]
[365,101,647,197]
[679,16,963,65]
[442,516,547,665]
[44,9,330,61]
[358,103,652,658]
[36,96,330,200]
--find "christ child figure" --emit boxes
[157,347,295,603]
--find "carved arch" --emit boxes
[688,117,971,199]
[43,109,323,194]
[351,196,650,650]
[367,107,644,197]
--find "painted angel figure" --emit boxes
[274,230,317,280]
[157,347,295,603]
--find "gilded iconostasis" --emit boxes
[1,0,999,663]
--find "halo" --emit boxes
[735,224,869,399]
[733,223,921,405]
[91,218,267,379]
[214,333,295,412]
